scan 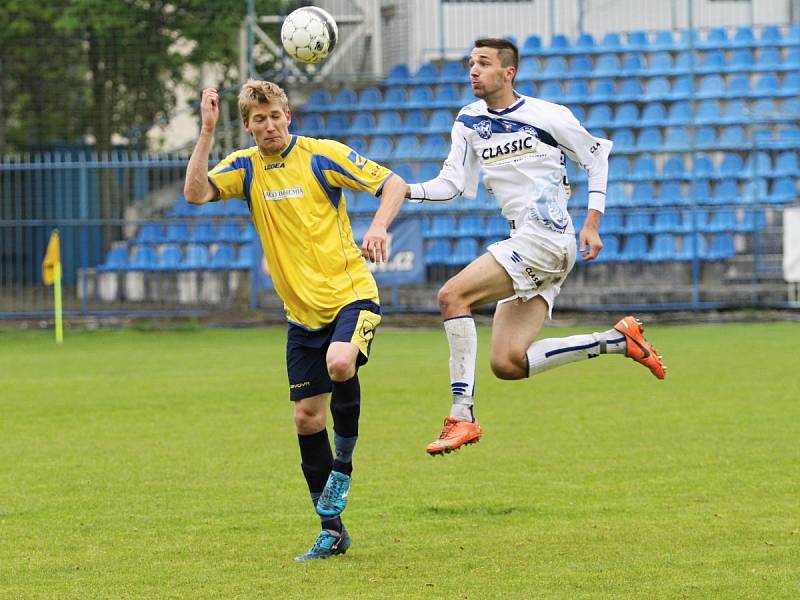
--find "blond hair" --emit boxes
[238,79,289,121]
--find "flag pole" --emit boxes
[53,262,63,344]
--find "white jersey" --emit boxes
[408,93,612,237]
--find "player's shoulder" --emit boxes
[457,99,487,118]
[296,135,351,156]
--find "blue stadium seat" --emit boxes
[783,97,800,119]
[217,221,243,243]
[720,100,748,125]
[696,75,725,99]
[135,223,163,245]
[627,31,649,51]
[612,129,636,154]
[732,26,756,48]
[586,104,613,128]
[725,75,751,99]
[773,126,800,150]
[542,57,568,79]
[601,212,624,233]
[631,182,656,206]
[698,50,726,74]
[297,114,324,136]
[391,162,415,182]
[539,81,562,101]
[652,30,677,52]
[425,215,456,238]
[344,136,368,155]
[399,111,426,135]
[663,127,690,151]
[425,239,451,265]
[706,235,736,261]
[625,212,652,233]
[380,87,407,110]
[412,63,439,85]
[673,52,695,74]
[385,64,411,86]
[440,61,465,83]
[366,136,393,163]
[647,234,678,262]
[710,180,739,205]
[564,80,589,103]
[591,79,616,103]
[622,53,646,76]
[517,58,541,81]
[605,183,628,208]
[758,25,782,47]
[599,32,623,54]
[521,34,542,57]
[692,154,715,179]
[304,90,332,112]
[128,245,158,271]
[357,87,382,110]
[593,54,621,77]
[743,152,772,177]
[407,86,435,109]
[393,135,421,161]
[574,32,597,54]
[675,234,708,261]
[234,244,256,270]
[652,210,682,233]
[767,177,798,203]
[457,215,484,237]
[782,48,800,71]
[718,126,746,150]
[595,235,620,263]
[375,111,402,135]
[190,222,216,244]
[644,77,671,102]
[705,209,737,232]
[719,154,745,179]
[700,27,729,50]
[630,156,656,181]
[754,47,782,71]
[667,76,693,100]
[182,244,209,270]
[666,100,692,126]
[569,105,586,122]
[433,85,460,109]
[689,180,712,205]
[157,245,183,271]
[209,244,236,270]
[662,157,688,180]
[775,152,799,177]
[618,78,644,102]
[737,210,767,233]
[544,34,570,55]
[619,234,648,262]
[97,245,130,272]
[636,128,662,152]
[696,100,722,125]
[613,103,639,128]
[517,82,537,97]
[640,103,667,127]
[647,52,674,76]
[332,89,357,112]
[569,56,593,78]
[165,223,190,244]
[419,136,449,160]
[426,110,454,134]
[485,215,509,237]
[323,113,349,137]
[655,182,687,208]
[785,24,800,46]
[727,49,754,72]
[349,113,376,134]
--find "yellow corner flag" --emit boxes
[42,230,64,343]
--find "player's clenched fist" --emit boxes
[200,88,220,134]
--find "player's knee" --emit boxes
[327,357,356,382]
[490,355,525,380]
[437,282,464,314]
[294,407,325,433]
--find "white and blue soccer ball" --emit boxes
[281,6,338,64]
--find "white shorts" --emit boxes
[487,222,577,318]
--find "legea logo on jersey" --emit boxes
[263,187,303,200]
[265,162,285,170]
[347,150,368,169]
[474,119,493,139]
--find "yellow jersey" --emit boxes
[208,135,393,329]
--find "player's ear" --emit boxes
[243,118,252,136]
[286,109,292,125]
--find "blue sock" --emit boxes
[332,432,357,476]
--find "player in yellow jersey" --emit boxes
[184,80,407,561]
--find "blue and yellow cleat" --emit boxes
[316,471,351,517]
[293,528,351,561]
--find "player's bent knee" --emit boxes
[327,358,356,382]
[294,405,326,433]
[437,282,465,314]
[490,356,526,380]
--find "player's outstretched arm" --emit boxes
[361,175,408,263]
[579,209,603,260]
[184,87,220,205]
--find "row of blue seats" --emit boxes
[296,97,799,138]
[381,26,800,88]
[304,71,800,113]
[98,244,255,272]
[513,48,800,82]
[168,198,249,218]
[422,209,767,238]
[424,233,738,265]
[134,221,255,245]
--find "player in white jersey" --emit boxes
[405,38,666,455]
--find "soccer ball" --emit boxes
[281,7,338,64]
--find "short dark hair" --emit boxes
[474,37,520,74]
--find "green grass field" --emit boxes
[1,321,798,599]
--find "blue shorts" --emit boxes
[286,300,381,401]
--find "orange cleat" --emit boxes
[426,417,482,455]
[613,316,666,380]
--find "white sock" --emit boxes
[444,316,477,422]
[526,329,626,377]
